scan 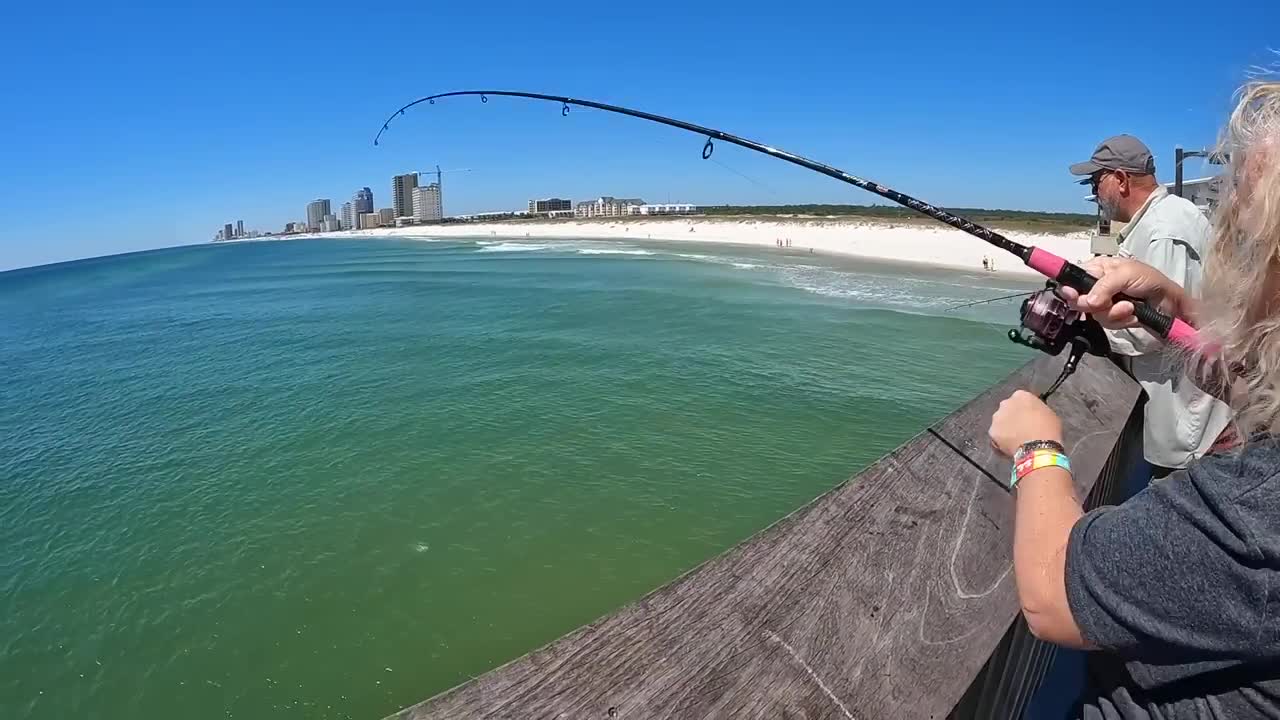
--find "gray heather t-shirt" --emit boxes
[1065,439,1280,719]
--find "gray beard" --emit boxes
[1097,196,1120,221]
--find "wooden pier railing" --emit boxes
[387,353,1141,719]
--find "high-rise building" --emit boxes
[322,214,341,233]
[528,198,572,215]
[306,199,331,232]
[413,183,443,222]
[392,173,418,219]
[235,220,245,238]
[341,202,354,230]
[223,223,234,240]
[353,187,373,216]
[378,207,395,225]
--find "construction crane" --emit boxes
[405,166,474,220]
[415,165,474,187]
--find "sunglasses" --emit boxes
[1088,170,1118,192]
[1088,168,1138,192]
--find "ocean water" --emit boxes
[1,237,1037,719]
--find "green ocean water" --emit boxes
[1,236,1036,719]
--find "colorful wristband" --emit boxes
[1010,450,1071,488]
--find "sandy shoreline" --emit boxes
[248,217,1093,278]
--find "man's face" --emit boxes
[1090,170,1126,222]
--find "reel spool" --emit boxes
[1008,282,1111,399]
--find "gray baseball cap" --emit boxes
[1069,134,1156,182]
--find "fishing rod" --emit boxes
[374,90,1199,350]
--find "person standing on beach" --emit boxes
[1069,134,1230,480]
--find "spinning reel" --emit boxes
[1008,282,1111,399]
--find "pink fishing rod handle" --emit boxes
[1025,247,1066,278]
[1167,318,1202,351]
[1025,247,1204,350]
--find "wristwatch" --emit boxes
[1013,439,1066,465]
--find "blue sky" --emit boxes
[1,0,1277,271]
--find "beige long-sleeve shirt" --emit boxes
[1106,187,1233,469]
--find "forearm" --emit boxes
[1013,467,1090,647]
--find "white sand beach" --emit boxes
[269,217,1094,278]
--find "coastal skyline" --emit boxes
[214,168,705,240]
[217,170,453,240]
[3,0,1279,271]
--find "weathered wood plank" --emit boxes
[388,354,1139,720]
[931,352,1132,500]
[949,400,1145,720]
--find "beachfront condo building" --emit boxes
[528,198,573,215]
[378,208,395,225]
[306,199,331,232]
[413,183,443,222]
[637,203,698,215]
[392,174,418,219]
[341,202,354,230]
[574,196,646,218]
[358,212,381,229]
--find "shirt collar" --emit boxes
[1116,186,1168,243]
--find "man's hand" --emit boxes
[1056,256,1186,329]
[989,390,1063,458]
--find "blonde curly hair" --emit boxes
[1198,81,1280,437]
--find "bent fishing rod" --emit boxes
[374,90,1198,349]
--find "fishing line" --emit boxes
[374,90,1199,350]
[945,291,1040,312]
[707,156,782,197]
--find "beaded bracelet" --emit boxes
[1010,450,1071,489]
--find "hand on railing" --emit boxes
[989,390,1063,459]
